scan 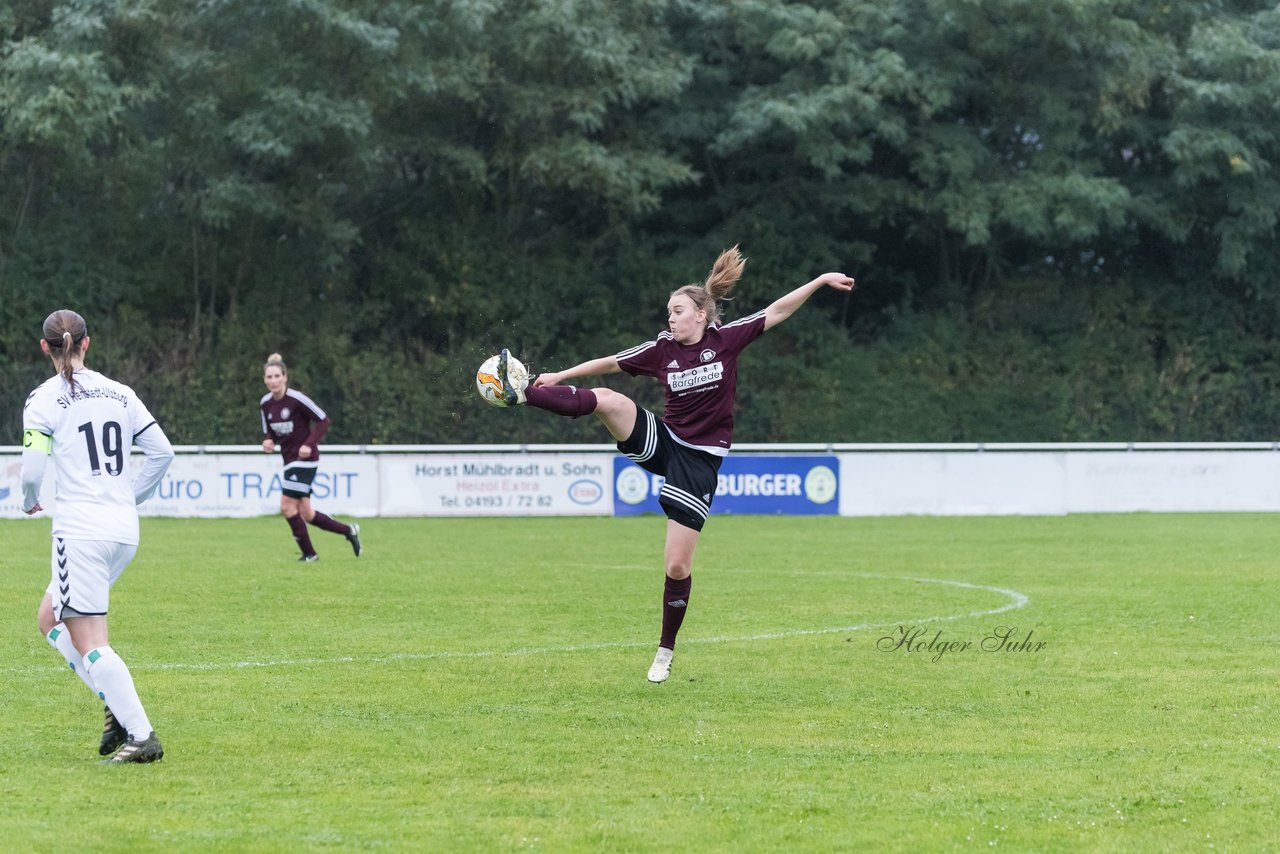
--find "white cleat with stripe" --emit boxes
[647,646,674,683]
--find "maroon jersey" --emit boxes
[615,309,767,455]
[260,388,330,463]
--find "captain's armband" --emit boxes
[22,429,52,454]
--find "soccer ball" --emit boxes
[475,352,528,407]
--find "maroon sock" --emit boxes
[287,514,316,556]
[309,511,351,536]
[659,574,692,650]
[524,385,598,417]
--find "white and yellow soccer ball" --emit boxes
[475,352,528,407]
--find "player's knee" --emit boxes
[594,387,619,409]
[594,388,635,418]
[665,557,692,579]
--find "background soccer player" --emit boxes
[260,353,362,561]
[21,309,175,763]
[495,247,854,682]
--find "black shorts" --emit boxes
[281,461,319,499]
[617,408,722,532]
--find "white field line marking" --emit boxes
[2,574,1028,674]
[693,573,1029,645]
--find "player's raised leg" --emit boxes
[494,350,634,432]
[508,355,638,440]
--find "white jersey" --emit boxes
[21,368,174,545]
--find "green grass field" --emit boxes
[0,514,1275,852]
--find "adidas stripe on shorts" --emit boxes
[281,460,319,499]
[617,408,722,532]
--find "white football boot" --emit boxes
[647,647,674,683]
[498,349,529,406]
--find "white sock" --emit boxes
[45,624,96,695]
[84,646,153,740]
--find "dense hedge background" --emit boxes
[4,1,1279,445]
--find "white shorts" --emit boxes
[46,537,137,621]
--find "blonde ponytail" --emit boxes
[703,245,746,301]
[670,245,748,325]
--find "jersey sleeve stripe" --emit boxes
[719,309,767,330]
[132,421,158,440]
[615,331,674,361]
[288,389,328,421]
[615,340,657,360]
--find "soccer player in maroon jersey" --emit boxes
[260,353,362,561]
[494,247,854,682]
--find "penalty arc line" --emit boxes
[1,574,1029,674]
[692,573,1029,645]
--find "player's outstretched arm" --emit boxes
[763,272,855,331]
[534,356,622,388]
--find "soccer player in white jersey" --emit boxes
[494,247,854,682]
[20,309,175,763]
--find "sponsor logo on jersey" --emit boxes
[666,360,680,369]
[667,361,723,392]
[271,421,296,435]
